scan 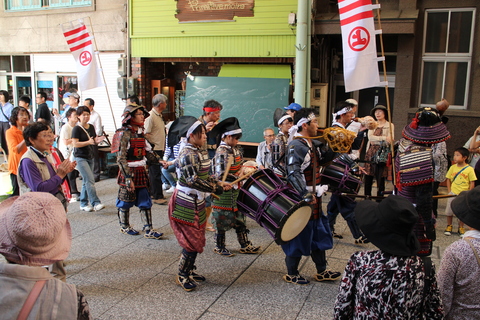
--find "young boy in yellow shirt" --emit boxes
[444,147,477,236]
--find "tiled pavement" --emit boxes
[1,176,458,320]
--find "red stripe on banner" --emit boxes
[340,11,373,26]
[66,32,89,45]
[63,25,87,37]
[339,0,372,15]
[69,40,92,52]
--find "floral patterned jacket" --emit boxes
[334,250,444,320]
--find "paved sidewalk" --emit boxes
[1,177,458,320]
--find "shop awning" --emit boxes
[218,64,292,83]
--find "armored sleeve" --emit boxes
[212,146,237,182]
[286,140,310,199]
[116,129,132,178]
[177,148,218,193]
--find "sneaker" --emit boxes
[166,186,176,193]
[332,232,343,239]
[314,270,342,282]
[239,243,261,254]
[458,227,465,236]
[283,274,310,285]
[176,275,197,292]
[162,183,171,190]
[93,203,105,211]
[355,236,370,244]
[144,229,163,239]
[213,247,235,257]
[120,226,140,236]
[69,194,79,203]
[80,205,93,212]
[444,225,453,236]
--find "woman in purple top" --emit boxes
[18,122,76,209]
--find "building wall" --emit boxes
[412,0,480,153]
[0,0,126,53]
[130,0,298,58]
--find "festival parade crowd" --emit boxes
[0,89,479,319]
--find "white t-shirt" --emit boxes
[59,123,75,159]
[88,109,103,136]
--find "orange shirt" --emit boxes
[6,125,27,175]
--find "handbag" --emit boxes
[372,142,389,164]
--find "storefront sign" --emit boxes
[176,0,254,22]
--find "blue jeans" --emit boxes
[75,157,101,207]
[161,158,177,187]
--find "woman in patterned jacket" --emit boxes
[168,117,227,291]
[334,195,444,319]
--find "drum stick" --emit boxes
[339,193,385,200]
[229,171,255,185]
[432,194,457,199]
[222,155,233,183]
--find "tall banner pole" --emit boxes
[87,17,118,129]
[373,1,396,186]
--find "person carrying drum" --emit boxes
[210,117,261,257]
[111,104,164,239]
[283,107,341,284]
[326,101,369,244]
[168,117,227,291]
[271,113,293,177]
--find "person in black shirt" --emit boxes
[35,91,52,125]
[71,106,105,212]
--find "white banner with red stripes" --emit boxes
[62,19,104,91]
[338,0,383,92]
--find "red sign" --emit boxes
[79,51,92,66]
[348,27,370,52]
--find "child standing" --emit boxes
[444,147,477,236]
[210,117,261,256]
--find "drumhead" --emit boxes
[280,205,312,242]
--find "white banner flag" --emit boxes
[339,0,382,92]
[62,20,104,91]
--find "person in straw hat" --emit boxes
[437,186,480,319]
[0,192,92,319]
[334,195,444,319]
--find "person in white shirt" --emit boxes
[59,108,80,200]
[84,98,103,182]
[256,128,275,169]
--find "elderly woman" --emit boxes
[438,186,480,320]
[18,122,76,209]
[5,107,29,196]
[334,195,444,319]
[0,192,92,319]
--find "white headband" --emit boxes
[287,113,316,143]
[278,115,293,126]
[222,128,242,139]
[186,121,202,137]
[332,107,352,119]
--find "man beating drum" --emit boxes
[282,107,342,285]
